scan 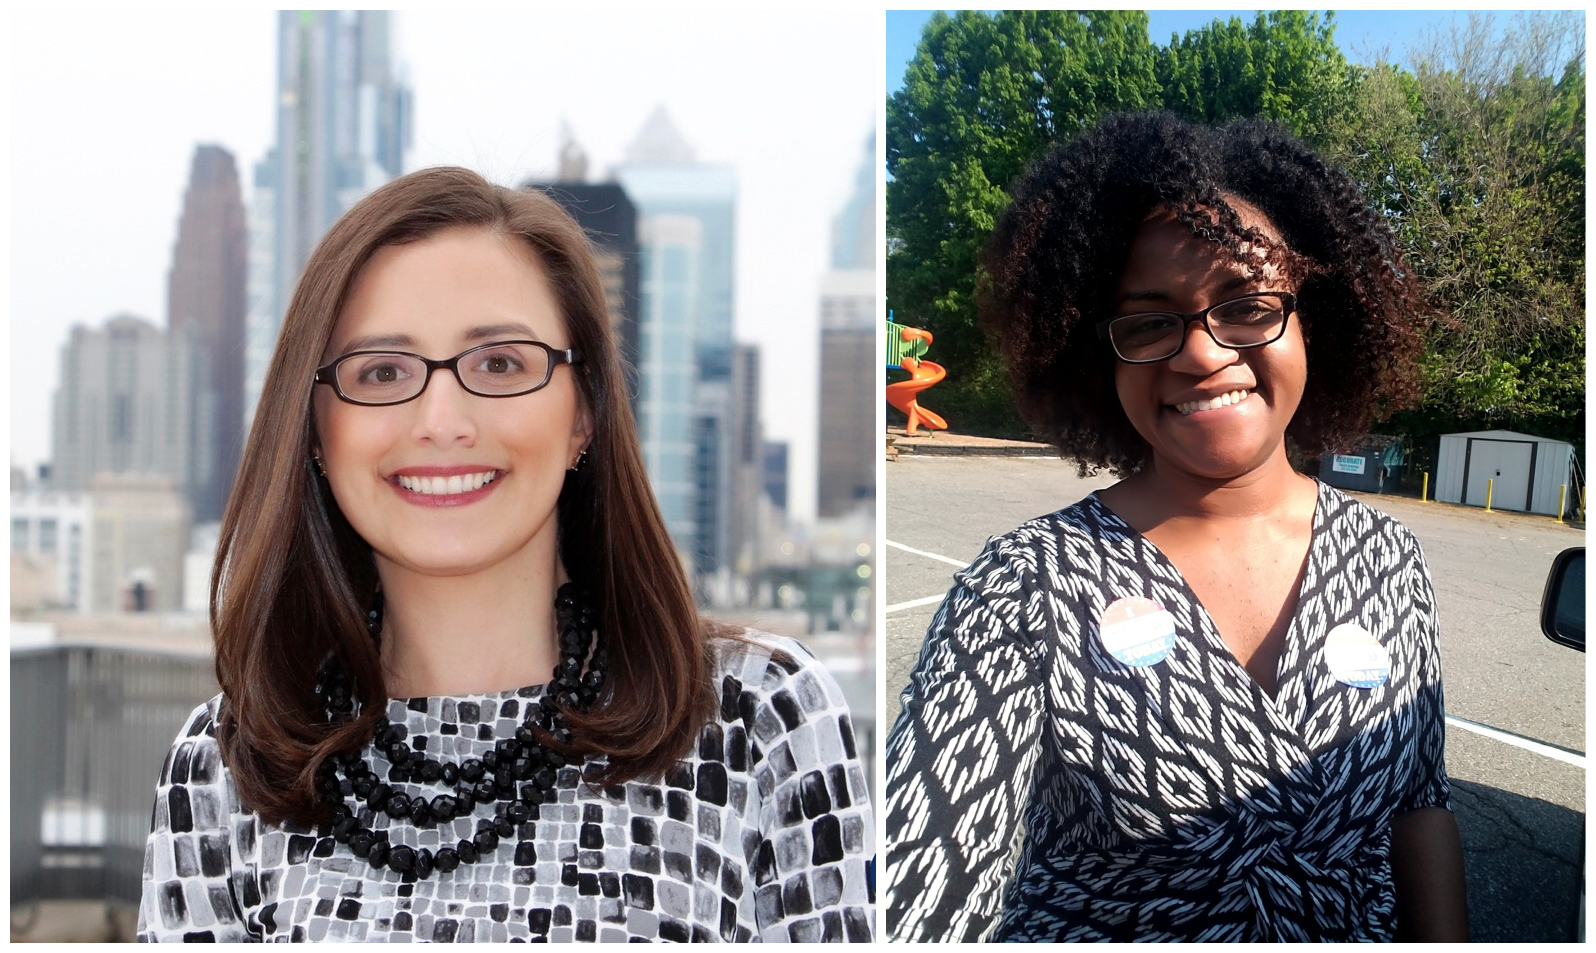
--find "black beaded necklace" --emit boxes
[314,582,605,881]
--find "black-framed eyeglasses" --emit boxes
[1096,292,1296,364]
[314,340,583,406]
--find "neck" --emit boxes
[374,545,564,698]
[1126,439,1313,528]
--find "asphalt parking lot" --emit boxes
[885,454,1585,942]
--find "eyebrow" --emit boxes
[340,322,544,353]
[1116,274,1255,308]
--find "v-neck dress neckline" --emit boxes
[1083,479,1327,729]
[885,479,1452,942]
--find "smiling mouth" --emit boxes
[394,471,500,496]
[1173,389,1252,416]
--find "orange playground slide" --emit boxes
[887,326,947,434]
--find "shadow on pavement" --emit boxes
[1453,777,1583,941]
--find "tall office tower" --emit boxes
[50,316,198,495]
[817,132,878,517]
[613,107,737,576]
[244,10,412,429]
[762,441,790,514]
[727,344,764,576]
[524,133,641,382]
[168,145,247,521]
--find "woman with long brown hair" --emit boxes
[136,168,873,942]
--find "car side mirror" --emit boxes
[1540,547,1585,652]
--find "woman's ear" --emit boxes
[569,405,594,469]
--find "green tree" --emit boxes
[1331,13,1585,457]
[886,10,1160,433]
[1155,11,1358,146]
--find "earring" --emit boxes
[312,451,327,477]
[568,450,588,472]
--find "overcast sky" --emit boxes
[9,9,880,525]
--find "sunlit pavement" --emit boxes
[885,454,1584,942]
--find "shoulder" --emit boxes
[149,694,237,845]
[710,632,846,703]
[1317,483,1428,565]
[707,632,859,740]
[952,492,1122,587]
[157,694,228,788]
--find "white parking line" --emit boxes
[1445,714,1586,770]
[885,539,967,568]
[886,594,947,614]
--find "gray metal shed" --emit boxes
[1435,430,1577,516]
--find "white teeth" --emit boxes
[1175,390,1251,415]
[397,471,497,495]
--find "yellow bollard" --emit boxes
[1581,486,1586,523]
[1485,477,1494,513]
[1421,472,1429,503]
[1556,484,1566,523]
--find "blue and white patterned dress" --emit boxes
[885,482,1449,941]
[138,635,874,943]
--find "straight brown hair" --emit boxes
[213,167,719,826]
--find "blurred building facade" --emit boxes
[245,10,412,429]
[762,440,789,515]
[730,344,764,577]
[613,107,757,587]
[817,132,877,518]
[523,132,642,384]
[88,475,191,614]
[168,145,248,522]
[11,476,91,613]
[50,315,199,497]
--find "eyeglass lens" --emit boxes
[335,343,553,403]
[1109,294,1288,362]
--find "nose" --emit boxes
[1166,316,1240,375]
[408,366,479,448]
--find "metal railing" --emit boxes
[10,644,217,907]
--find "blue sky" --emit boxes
[886,10,1546,95]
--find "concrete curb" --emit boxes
[892,441,1056,457]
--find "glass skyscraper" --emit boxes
[244,11,412,430]
[613,108,742,579]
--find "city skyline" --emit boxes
[11,9,880,525]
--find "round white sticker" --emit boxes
[1098,596,1177,667]
[1324,622,1390,688]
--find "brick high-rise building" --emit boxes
[168,145,247,521]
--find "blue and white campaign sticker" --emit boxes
[1098,596,1177,667]
[1324,622,1390,688]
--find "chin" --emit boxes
[1173,444,1281,480]
[384,549,505,578]
[372,527,535,576]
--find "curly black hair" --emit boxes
[982,111,1430,476]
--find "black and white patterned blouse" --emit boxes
[885,481,1449,942]
[137,634,874,943]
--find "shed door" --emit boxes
[1464,439,1534,511]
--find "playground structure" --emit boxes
[886,314,947,434]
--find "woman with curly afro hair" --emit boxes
[885,112,1466,942]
